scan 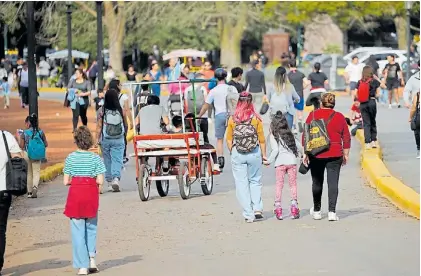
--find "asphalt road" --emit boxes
[3,96,419,276]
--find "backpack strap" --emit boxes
[326,111,336,125]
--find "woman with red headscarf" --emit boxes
[226,92,267,223]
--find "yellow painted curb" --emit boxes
[356,130,420,219]
[38,87,66,93]
[40,163,64,183]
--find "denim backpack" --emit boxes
[24,129,46,161]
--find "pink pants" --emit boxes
[275,164,297,206]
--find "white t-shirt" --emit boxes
[205,84,239,115]
[118,93,129,110]
[345,63,364,82]
[0,131,22,191]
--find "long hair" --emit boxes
[233,92,261,123]
[361,65,374,81]
[76,68,87,80]
[270,111,298,157]
[274,66,290,94]
[104,89,124,118]
[25,113,39,138]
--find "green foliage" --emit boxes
[323,44,342,54]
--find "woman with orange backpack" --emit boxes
[356,66,381,150]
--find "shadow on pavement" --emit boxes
[99,255,142,271]
[2,258,71,276]
[5,240,68,259]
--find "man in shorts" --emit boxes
[198,68,239,169]
[344,56,364,99]
[288,59,308,132]
[383,54,404,108]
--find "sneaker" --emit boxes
[123,157,129,164]
[417,150,420,159]
[31,187,38,198]
[218,156,225,169]
[27,192,32,198]
[111,178,120,192]
[245,218,254,223]
[274,207,283,220]
[89,257,99,273]
[107,181,113,192]
[388,104,392,109]
[162,161,170,174]
[254,211,264,220]
[397,104,401,108]
[365,143,372,150]
[77,268,88,275]
[310,207,322,220]
[371,141,378,148]
[212,164,221,171]
[328,212,339,221]
[290,200,300,219]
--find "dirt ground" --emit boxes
[0,97,97,168]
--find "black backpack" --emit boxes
[304,111,336,156]
[2,131,28,196]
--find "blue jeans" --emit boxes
[380,88,388,104]
[231,146,263,220]
[285,113,294,129]
[101,137,125,181]
[71,217,97,268]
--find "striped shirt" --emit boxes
[63,151,106,177]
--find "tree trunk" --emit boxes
[103,2,125,75]
[394,16,408,50]
[220,24,241,69]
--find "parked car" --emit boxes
[344,47,391,62]
[359,50,408,75]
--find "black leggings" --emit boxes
[360,99,377,143]
[199,119,209,144]
[123,123,128,158]
[310,156,343,212]
[414,127,420,151]
[72,103,88,131]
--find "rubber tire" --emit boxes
[201,157,213,196]
[178,162,191,200]
[156,180,169,197]
[138,164,151,201]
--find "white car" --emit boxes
[359,50,408,75]
[344,47,391,62]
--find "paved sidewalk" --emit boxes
[375,105,420,193]
[0,97,97,168]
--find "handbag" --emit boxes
[298,161,310,175]
[411,93,420,131]
[260,102,269,115]
[2,131,28,196]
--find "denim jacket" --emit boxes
[67,88,85,110]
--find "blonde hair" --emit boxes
[274,66,291,95]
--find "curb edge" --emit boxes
[356,130,420,219]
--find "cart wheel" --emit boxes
[200,157,213,195]
[178,162,191,200]
[138,164,151,201]
[156,180,169,197]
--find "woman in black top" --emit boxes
[126,65,137,82]
[356,65,380,149]
[306,62,329,109]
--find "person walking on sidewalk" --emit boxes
[403,61,420,109]
[0,130,22,276]
[356,66,381,149]
[409,91,420,158]
[245,60,267,110]
[344,56,364,99]
[96,89,126,193]
[226,92,267,223]
[288,60,309,132]
[68,69,92,132]
[0,77,10,109]
[17,62,29,108]
[306,62,329,109]
[63,126,105,275]
[268,66,301,129]
[19,114,48,199]
[264,111,302,220]
[302,93,351,221]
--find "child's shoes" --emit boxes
[274,207,283,220]
[290,200,300,219]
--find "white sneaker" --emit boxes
[371,141,378,148]
[328,212,339,221]
[77,268,88,275]
[417,150,420,159]
[365,143,372,150]
[89,257,99,273]
[213,164,221,171]
[388,104,392,109]
[107,181,113,192]
[310,207,322,220]
[245,218,254,223]
[111,178,120,192]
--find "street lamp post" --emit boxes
[96,1,104,90]
[26,1,37,117]
[66,2,73,85]
[405,1,412,82]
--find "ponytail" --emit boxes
[314,62,321,73]
[26,113,39,138]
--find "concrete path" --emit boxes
[4,97,420,275]
[374,104,420,193]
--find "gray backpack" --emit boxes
[102,108,124,139]
[187,85,205,115]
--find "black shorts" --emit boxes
[386,79,399,90]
